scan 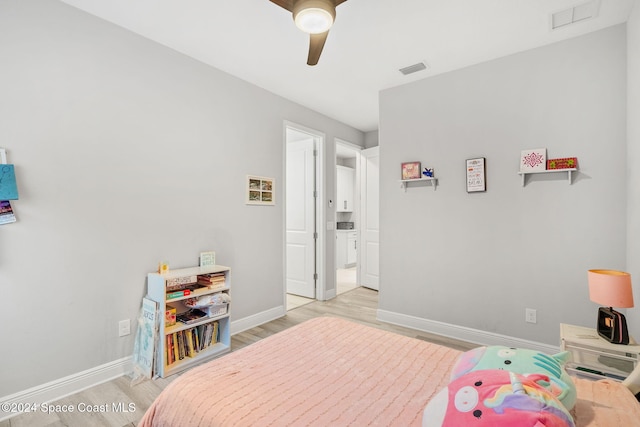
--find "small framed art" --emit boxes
[199,251,216,267]
[401,162,421,180]
[466,157,486,192]
[246,175,275,205]
[520,148,546,172]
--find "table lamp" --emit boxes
[588,269,634,345]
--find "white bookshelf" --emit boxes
[147,265,231,377]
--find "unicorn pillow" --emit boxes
[422,369,575,427]
[450,346,576,410]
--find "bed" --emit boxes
[139,317,640,426]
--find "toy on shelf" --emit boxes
[422,168,434,178]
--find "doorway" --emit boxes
[285,124,324,310]
[335,140,361,295]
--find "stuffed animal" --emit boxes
[450,346,576,411]
[422,370,575,427]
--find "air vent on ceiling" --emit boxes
[551,0,599,30]
[399,62,428,76]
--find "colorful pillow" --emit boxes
[450,346,576,411]
[422,369,575,427]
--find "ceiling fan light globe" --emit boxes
[294,8,334,34]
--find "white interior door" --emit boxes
[360,146,379,290]
[286,138,316,298]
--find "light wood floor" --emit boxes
[285,267,359,310]
[2,287,474,427]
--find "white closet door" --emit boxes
[286,139,316,298]
[359,146,379,290]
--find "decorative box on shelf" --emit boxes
[207,303,228,318]
[547,157,578,170]
[165,305,177,327]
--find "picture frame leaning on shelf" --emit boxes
[200,251,216,267]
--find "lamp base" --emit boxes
[597,306,629,345]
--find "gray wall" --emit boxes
[627,0,640,333]
[364,130,379,149]
[0,0,362,397]
[379,25,628,346]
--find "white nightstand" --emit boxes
[560,323,640,381]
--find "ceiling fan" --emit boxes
[269,0,347,66]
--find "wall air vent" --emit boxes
[551,1,599,30]
[399,62,428,76]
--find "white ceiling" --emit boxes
[59,0,634,132]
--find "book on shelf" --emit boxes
[204,322,214,347]
[185,329,195,357]
[166,275,197,291]
[166,335,171,366]
[172,332,179,363]
[197,272,226,287]
[167,289,191,299]
[167,284,208,299]
[193,327,200,351]
[198,324,205,350]
[166,334,175,366]
[198,272,225,279]
[177,331,185,360]
[176,309,208,325]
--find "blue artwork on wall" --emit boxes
[0,164,19,200]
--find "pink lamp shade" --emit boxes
[588,269,634,308]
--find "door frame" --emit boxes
[283,121,326,302]
[335,139,362,289]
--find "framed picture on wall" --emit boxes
[466,157,486,192]
[401,162,421,180]
[520,148,546,172]
[246,175,275,205]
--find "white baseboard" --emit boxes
[322,288,337,301]
[230,305,286,335]
[377,309,560,355]
[0,308,287,422]
[0,356,132,422]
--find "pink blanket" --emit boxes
[139,317,640,426]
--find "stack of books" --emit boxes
[165,321,220,365]
[197,272,226,289]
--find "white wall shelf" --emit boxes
[399,177,437,191]
[518,168,577,186]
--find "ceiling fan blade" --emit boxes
[269,0,294,12]
[333,0,347,6]
[307,31,329,66]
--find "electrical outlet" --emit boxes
[525,308,537,324]
[119,319,131,337]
